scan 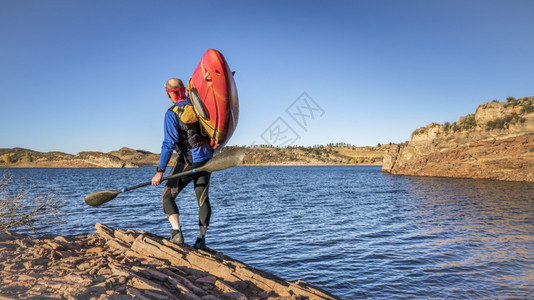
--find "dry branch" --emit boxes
[0,173,63,232]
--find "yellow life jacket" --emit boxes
[169,103,209,152]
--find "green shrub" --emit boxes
[504,97,521,108]
[1,154,11,164]
[485,114,525,131]
[411,127,427,136]
[453,114,477,131]
[462,114,477,129]
[443,122,451,132]
[486,118,506,130]
[523,104,534,114]
[19,152,33,163]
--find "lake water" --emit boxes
[2,166,534,299]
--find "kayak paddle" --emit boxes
[84,148,246,207]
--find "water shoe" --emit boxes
[194,236,207,250]
[170,229,184,245]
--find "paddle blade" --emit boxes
[84,190,121,207]
[201,148,246,173]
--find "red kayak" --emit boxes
[187,49,239,153]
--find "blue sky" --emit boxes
[1,0,533,154]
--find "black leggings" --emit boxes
[161,159,211,227]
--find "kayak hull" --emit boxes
[187,49,239,153]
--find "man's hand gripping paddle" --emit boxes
[84,148,246,207]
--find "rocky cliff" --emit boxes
[382,97,534,182]
[0,223,338,299]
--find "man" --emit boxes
[151,78,213,250]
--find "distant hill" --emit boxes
[231,145,388,165]
[382,96,534,182]
[108,147,161,166]
[0,145,389,168]
[0,148,153,168]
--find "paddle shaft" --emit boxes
[84,148,245,207]
[121,168,200,193]
[121,147,245,193]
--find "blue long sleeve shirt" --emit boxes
[157,101,213,170]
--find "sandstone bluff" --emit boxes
[0,223,338,299]
[382,97,534,182]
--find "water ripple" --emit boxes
[2,166,534,298]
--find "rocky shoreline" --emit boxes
[0,224,338,300]
[383,134,534,182]
[382,97,534,182]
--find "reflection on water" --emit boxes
[2,167,533,299]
